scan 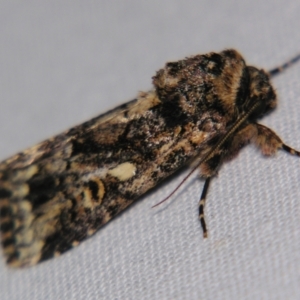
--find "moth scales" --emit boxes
[0,49,300,267]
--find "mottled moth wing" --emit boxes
[1,49,286,267]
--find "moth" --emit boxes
[0,49,300,267]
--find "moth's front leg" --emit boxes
[198,122,300,238]
[198,124,258,237]
[253,123,300,157]
[197,123,278,238]
[229,122,300,158]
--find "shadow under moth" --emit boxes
[0,49,300,267]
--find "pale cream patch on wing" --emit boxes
[33,199,72,237]
[72,240,80,247]
[13,184,30,197]
[190,131,207,144]
[96,179,105,202]
[44,160,67,173]
[12,240,45,267]
[108,162,137,181]
[13,165,39,181]
[83,168,109,181]
[6,199,74,266]
[87,228,96,236]
[89,91,161,128]
[127,91,161,118]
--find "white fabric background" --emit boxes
[1,1,300,299]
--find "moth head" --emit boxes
[242,66,277,121]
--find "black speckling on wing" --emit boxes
[0,49,278,267]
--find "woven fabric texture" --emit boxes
[1,1,300,299]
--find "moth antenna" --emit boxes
[269,53,300,77]
[151,163,201,208]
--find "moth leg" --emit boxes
[199,177,211,238]
[222,122,300,160]
[281,144,300,156]
[197,120,300,238]
[253,123,300,156]
[196,121,300,238]
[198,154,222,238]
